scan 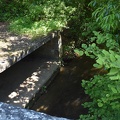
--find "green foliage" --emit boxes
[80,75,120,120]
[66,0,93,43]
[63,41,75,59]
[74,48,84,56]
[78,0,120,120]
[89,0,120,32]
[0,0,75,37]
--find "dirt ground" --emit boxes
[31,56,97,119]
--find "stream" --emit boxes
[31,56,96,119]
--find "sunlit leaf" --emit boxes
[82,44,87,49]
[93,63,102,68]
[74,48,84,56]
[108,84,118,93]
[96,58,103,65]
[107,68,118,76]
[98,102,103,107]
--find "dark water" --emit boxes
[31,56,97,119]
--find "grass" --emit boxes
[9,17,66,38]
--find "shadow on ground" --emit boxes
[31,56,98,119]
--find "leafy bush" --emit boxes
[0,0,75,37]
[78,0,120,119]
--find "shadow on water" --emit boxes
[31,55,99,119]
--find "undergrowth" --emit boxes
[0,0,75,37]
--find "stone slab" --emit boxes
[0,102,70,120]
[0,54,59,108]
[0,22,58,73]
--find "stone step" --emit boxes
[0,53,60,108]
[0,23,59,73]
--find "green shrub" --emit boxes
[79,0,120,119]
[0,0,75,37]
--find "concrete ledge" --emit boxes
[0,55,60,108]
[0,23,58,73]
[0,23,62,111]
[0,102,70,120]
